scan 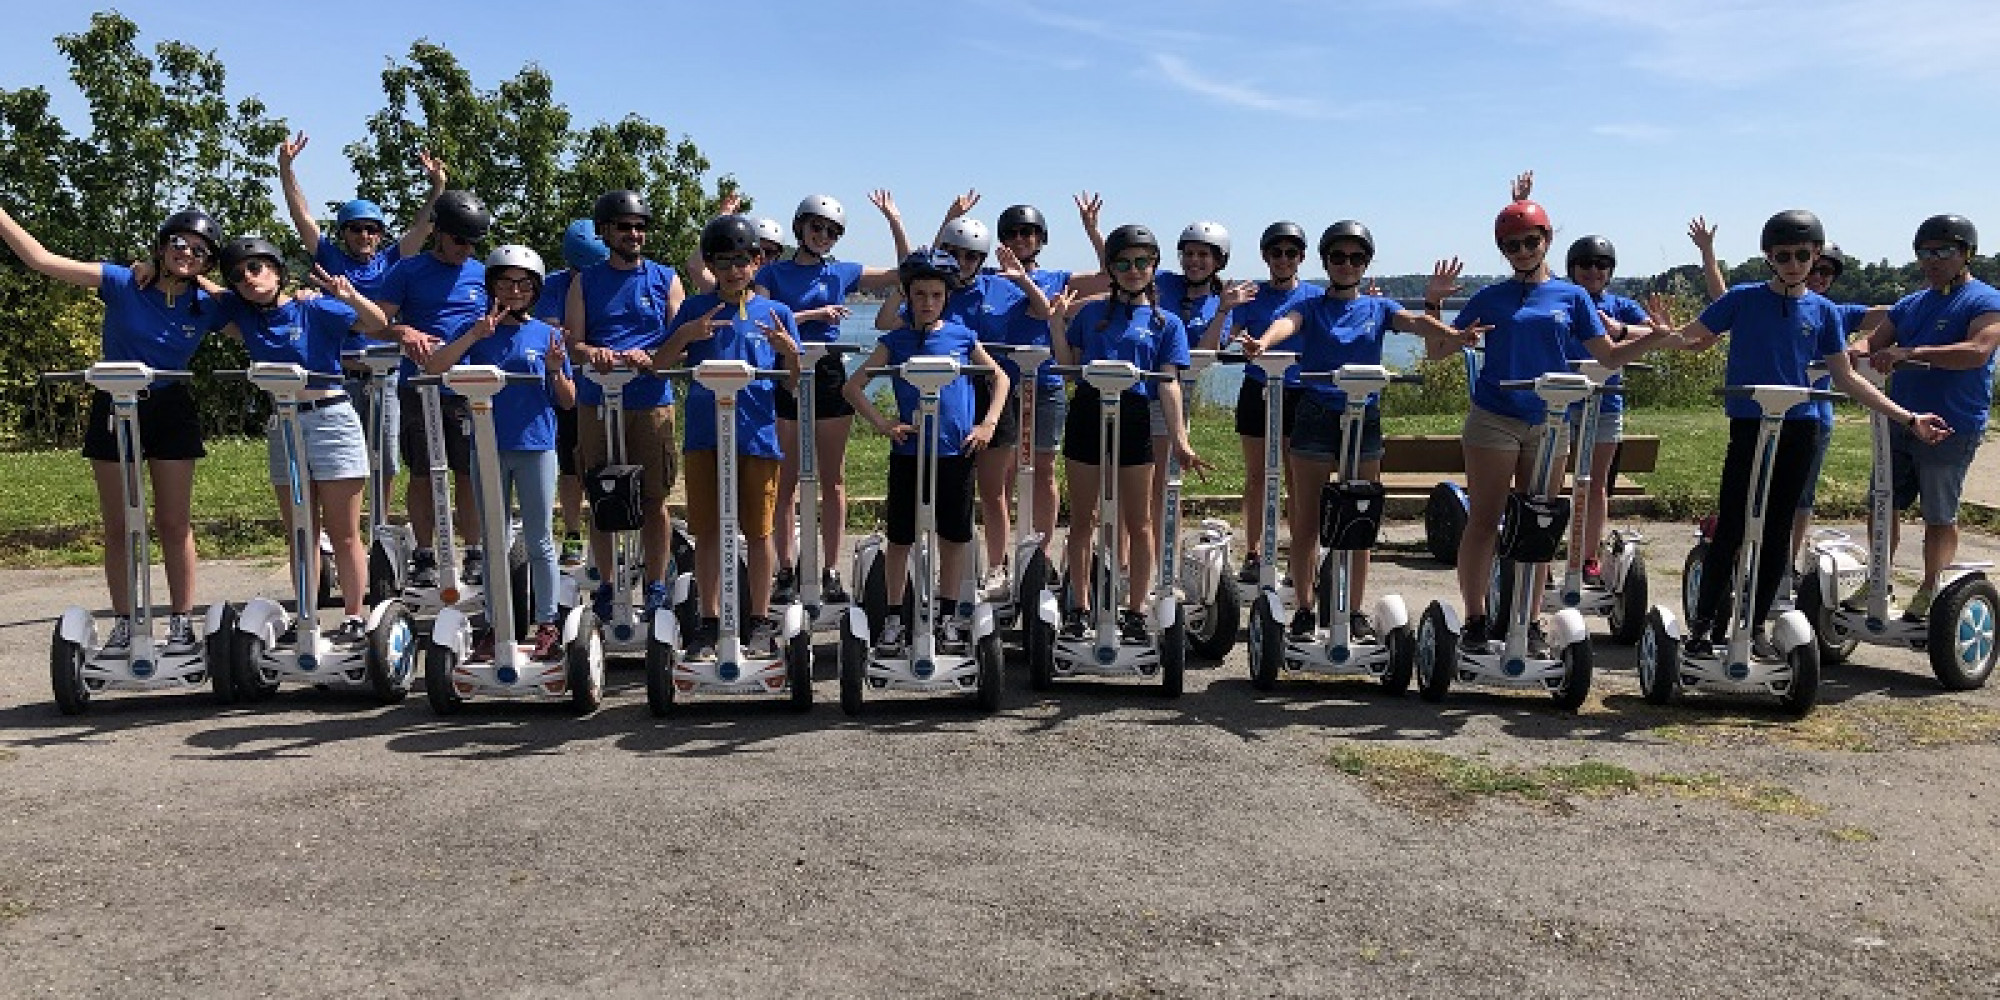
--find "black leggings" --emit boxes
[1694,418,1818,638]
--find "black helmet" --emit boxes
[1318,221,1376,262]
[1260,220,1308,254]
[218,236,284,279]
[1103,224,1160,264]
[592,189,652,229]
[699,215,759,258]
[1818,243,1846,278]
[432,190,492,240]
[997,204,1048,241]
[1914,214,1977,257]
[1760,209,1824,252]
[1566,235,1616,269]
[897,247,961,292]
[156,208,222,256]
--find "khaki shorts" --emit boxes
[577,403,678,502]
[1462,404,1546,457]
[683,451,781,540]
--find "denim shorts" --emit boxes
[266,398,371,485]
[1890,423,1981,525]
[1033,382,1067,453]
[1796,421,1834,511]
[1584,407,1624,446]
[1288,393,1384,462]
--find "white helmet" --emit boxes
[793,194,846,239]
[939,218,992,256]
[750,216,785,246]
[484,244,546,294]
[1177,221,1231,267]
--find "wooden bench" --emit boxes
[1376,434,1660,497]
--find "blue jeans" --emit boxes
[500,449,559,624]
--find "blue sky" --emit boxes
[4,1,1997,278]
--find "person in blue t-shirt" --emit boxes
[843,249,1011,652]
[1048,224,1206,644]
[535,219,610,569]
[1241,221,1461,643]
[429,245,577,662]
[1445,199,1672,653]
[0,203,222,654]
[1848,214,2000,619]
[212,236,390,646]
[564,189,688,620]
[653,216,802,662]
[1652,210,1949,657]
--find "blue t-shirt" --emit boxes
[756,258,863,344]
[943,273,1025,344]
[1005,267,1071,390]
[672,293,793,458]
[448,318,566,451]
[1231,281,1323,386]
[1456,278,1606,422]
[94,263,212,374]
[219,293,356,377]
[572,260,679,409]
[1698,283,1846,421]
[377,252,487,382]
[1288,295,1403,412]
[878,320,981,458]
[533,269,574,326]
[1063,302,1191,401]
[1586,290,1651,416]
[1886,277,2000,435]
[314,236,402,302]
[1156,269,1224,349]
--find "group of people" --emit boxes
[3,144,1993,671]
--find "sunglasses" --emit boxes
[228,258,275,283]
[168,234,212,260]
[1917,245,1963,261]
[1109,255,1157,273]
[343,223,384,237]
[710,253,754,269]
[1574,257,1614,271]
[1265,245,1304,260]
[949,248,985,262]
[1499,234,1545,254]
[1000,226,1041,240]
[1767,249,1815,265]
[1810,265,1839,278]
[611,221,648,234]
[1322,251,1370,267]
[490,275,538,290]
[805,219,843,238]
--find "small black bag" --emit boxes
[1319,481,1386,551]
[588,464,646,532]
[1497,491,1570,563]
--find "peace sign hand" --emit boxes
[278,131,309,168]
[468,297,507,340]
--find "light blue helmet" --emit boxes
[562,219,609,269]
[335,199,386,227]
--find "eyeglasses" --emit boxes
[1917,245,1963,261]
[1109,255,1157,273]
[1499,234,1544,254]
[168,234,212,260]
[343,223,384,237]
[228,258,274,283]
[1000,226,1041,241]
[1322,251,1370,267]
[1810,265,1839,278]
[490,275,538,290]
[1574,257,1615,271]
[1265,245,1304,260]
[805,219,843,238]
[949,248,985,262]
[710,253,754,269]
[611,221,648,234]
[758,242,783,260]
[1767,249,1815,265]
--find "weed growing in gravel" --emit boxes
[1326,744,1822,818]
[1650,699,2000,753]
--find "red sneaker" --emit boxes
[532,623,561,661]
[471,628,496,662]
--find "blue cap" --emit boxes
[563,219,609,269]
[335,199,386,227]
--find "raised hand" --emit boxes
[1425,257,1465,305]
[673,303,727,348]
[869,189,900,220]
[757,314,799,357]
[279,131,309,168]
[417,148,447,190]
[309,263,358,301]
[1510,170,1534,202]
[994,244,1026,280]
[945,189,980,221]
[1687,216,1717,252]
[718,192,742,217]
[546,328,567,368]
[467,298,507,341]
[1074,191,1103,231]
[1219,280,1257,311]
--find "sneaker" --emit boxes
[687,618,720,661]
[461,548,485,586]
[1061,608,1089,640]
[330,617,366,648]
[771,567,798,606]
[1461,615,1493,655]
[940,612,968,648]
[1904,582,1935,621]
[1238,551,1262,585]
[1527,620,1551,660]
[1581,559,1605,587]
[559,534,584,568]
[409,549,439,589]
[643,581,670,616]
[980,564,1012,602]
[748,615,780,655]
[532,622,561,661]
[165,613,198,655]
[278,618,299,648]
[591,582,614,622]
[1350,612,1378,643]
[101,616,133,656]
[1683,623,1715,660]
[1119,608,1150,645]
[1289,608,1318,640]
[471,628,496,663]
[822,568,849,604]
[877,613,906,653]
[1751,627,1781,663]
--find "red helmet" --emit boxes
[1494,199,1552,242]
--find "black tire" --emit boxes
[508,549,532,642]
[1416,602,1456,703]
[1608,553,1648,645]
[1013,551,1051,648]
[566,610,604,713]
[975,632,1004,712]
[234,631,279,702]
[1159,603,1185,698]
[1681,542,1707,626]
[1380,626,1415,695]
[365,603,416,704]
[1928,576,2000,691]
[1779,642,1821,717]
[1795,570,1856,666]
[424,644,463,715]
[644,630,675,718]
[1424,481,1467,566]
[50,633,89,716]
[786,631,813,712]
[1247,597,1284,691]
[1027,588,1056,692]
[670,525,696,579]
[1637,608,1680,705]
[207,603,240,706]
[1315,548,1336,625]
[839,630,868,715]
[366,540,398,605]
[861,554,888,641]
[1187,571,1241,661]
[1551,635,1593,710]
[317,548,339,609]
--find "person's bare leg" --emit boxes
[148,458,199,613]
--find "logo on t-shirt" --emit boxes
[1551,309,1570,330]
[177,323,199,341]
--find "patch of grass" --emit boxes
[1651,699,2000,753]
[1829,826,1879,844]
[0,898,30,921]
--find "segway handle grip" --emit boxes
[659,367,795,381]
[341,344,402,361]
[1497,379,1536,391]
[44,367,196,385]
[1714,386,1846,402]
[40,370,89,384]
[860,365,993,380]
[405,374,443,387]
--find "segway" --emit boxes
[1416,372,1595,709]
[1421,346,1482,564]
[978,344,1058,669]
[578,364,697,655]
[341,343,416,606]
[1174,350,1244,661]
[422,364,604,713]
[1797,360,1998,690]
[396,373,490,621]
[1024,360,1185,697]
[793,340,861,634]
[1248,363,1417,692]
[1639,382,1841,715]
[645,360,811,716]
[217,363,417,705]
[1536,359,1650,645]
[838,356,1005,714]
[43,364,234,714]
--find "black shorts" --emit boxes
[774,353,857,420]
[81,384,206,462]
[887,452,976,545]
[1062,386,1155,467]
[556,404,580,476]
[397,382,472,475]
[1233,378,1300,438]
[971,379,1022,451]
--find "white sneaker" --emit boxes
[876,614,905,654]
[1751,628,1782,663]
[164,614,198,655]
[980,565,1012,602]
[101,616,133,657]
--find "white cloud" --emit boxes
[1148,53,1331,119]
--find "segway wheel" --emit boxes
[1187,572,1241,661]
[1637,608,1680,705]
[424,643,463,715]
[1795,570,1856,666]
[1681,542,1707,626]
[862,557,888,640]
[1423,481,1467,566]
[365,602,417,704]
[50,633,90,716]
[1159,603,1186,699]
[1380,626,1415,695]
[1929,576,2000,691]
[317,548,339,610]
[1778,642,1821,717]
[1608,554,1649,646]
[234,632,280,702]
[366,541,399,605]
[1487,558,1515,625]
[508,549,532,642]
[566,609,604,713]
[644,620,676,718]
[1246,597,1284,691]
[1015,552,1052,648]
[839,630,868,715]
[1550,638,1593,711]
[786,631,814,712]
[975,632,1005,713]
[1416,602,1456,703]
[1027,592,1056,692]
[670,525,696,579]
[206,604,240,706]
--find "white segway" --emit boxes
[1248,363,1417,692]
[578,364,697,655]
[793,340,861,634]
[341,343,416,606]
[839,356,1005,713]
[1416,372,1596,709]
[1796,361,1998,690]
[1173,350,1244,661]
[1536,359,1650,645]
[645,360,811,716]
[421,365,604,713]
[977,344,1058,666]
[1638,383,1841,715]
[395,373,489,621]
[1421,346,1483,564]
[1025,360,1185,697]
[43,364,234,714]
[219,363,417,705]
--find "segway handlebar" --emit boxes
[859,365,996,380]
[1715,386,1845,403]
[1296,369,1423,386]
[41,365,193,385]
[1046,365,1177,383]
[211,367,347,388]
